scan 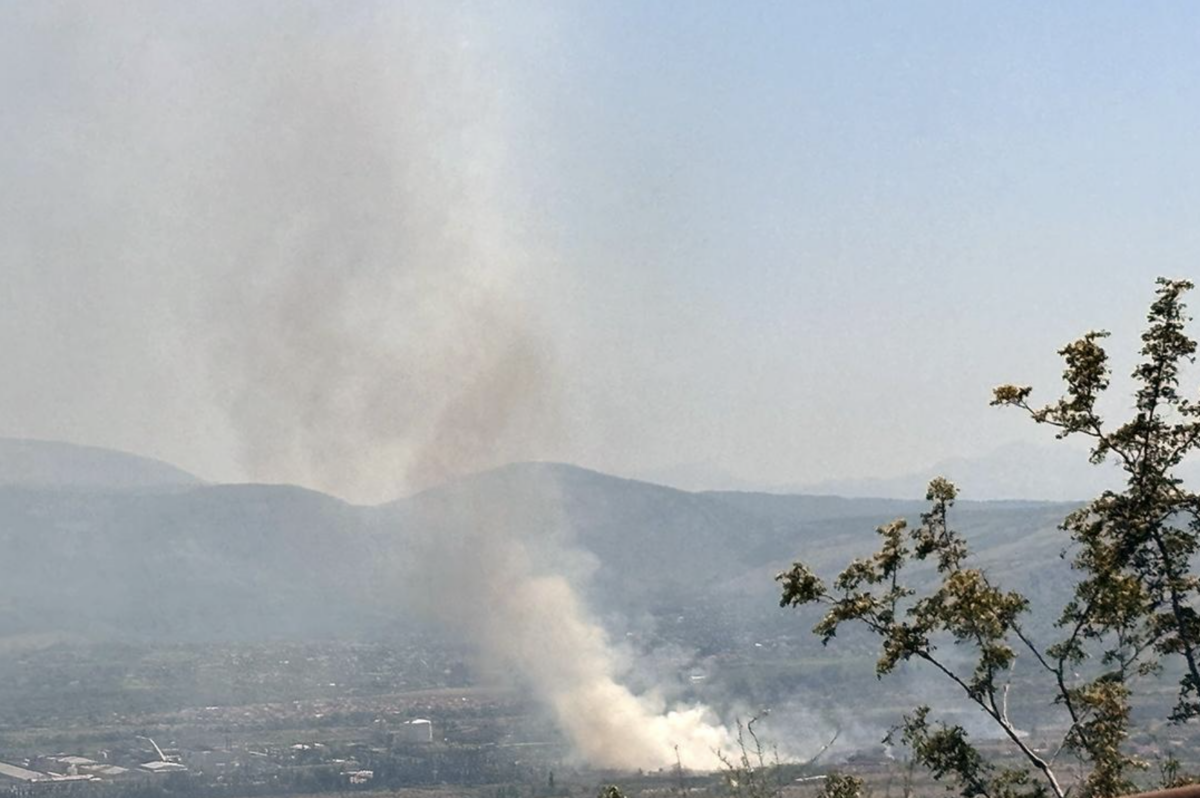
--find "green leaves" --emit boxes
[1032,279,1200,727]
[1068,676,1140,798]
[778,477,1029,675]
[992,277,1200,792]
[782,278,1200,798]
[887,708,1050,798]
[818,772,864,798]
[913,481,967,571]
[992,384,1033,406]
[776,560,825,609]
[888,708,995,798]
[778,478,1047,788]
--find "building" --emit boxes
[0,762,50,787]
[41,756,98,776]
[80,764,134,780]
[182,748,238,771]
[400,719,433,743]
[139,761,188,776]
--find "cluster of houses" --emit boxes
[0,719,435,793]
[0,753,180,789]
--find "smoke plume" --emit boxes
[468,573,734,768]
[212,6,736,767]
[184,4,563,502]
[13,1,737,769]
[407,476,736,769]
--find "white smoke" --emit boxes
[25,1,740,770]
[439,563,734,769]
[407,477,736,769]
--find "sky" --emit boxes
[2,2,1200,502]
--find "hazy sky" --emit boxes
[3,2,1200,501]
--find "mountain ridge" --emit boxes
[0,436,203,490]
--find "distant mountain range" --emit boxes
[786,441,1128,501]
[644,441,1200,502]
[0,435,1149,501]
[0,438,1077,644]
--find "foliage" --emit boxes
[779,279,1200,798]
[819,772,865,798]
[716,716,785,798]
[1157,753,1199,790]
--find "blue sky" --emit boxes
[2,2,1200,497]
[488,2,1200,484]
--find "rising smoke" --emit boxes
[52,2,739,770]
[407,473,736,769]
[187,4,563,502]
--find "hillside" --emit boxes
[0,437,202,490]
[0,482,406,640]
[0,448,1079,644]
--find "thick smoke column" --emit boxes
[408,478,735,769]
[216,6,737,765]
[452,570,734,768]
[13,2,736,769]
[190,5,562,503]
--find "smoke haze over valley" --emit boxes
[0,437,1076,767]
[5,1,1200,791]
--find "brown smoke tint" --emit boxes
[41,1,735,767]
[191,5,734,766]
[187,5,559,502]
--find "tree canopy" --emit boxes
[779,278,1200,798]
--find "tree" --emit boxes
[778,278,1200,798]
[716,716,785,798]
[819,772,865,798]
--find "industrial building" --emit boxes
[0,761,50,786]
[400,718,433,744]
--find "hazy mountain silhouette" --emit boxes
[0,437,202,490]
[0,441,1078,643]
[787,441,1132,501]
[631,442,1166,501]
